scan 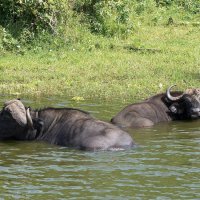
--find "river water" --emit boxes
[0,96,199,199]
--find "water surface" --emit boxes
[0,96,199,199]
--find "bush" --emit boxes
[74,0,134,37]
[0,0,70,33]
[0,0,70,51]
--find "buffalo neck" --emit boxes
[30,109,59,139]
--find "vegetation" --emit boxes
[0,0,199,101]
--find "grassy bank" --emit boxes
[0,24,199,101]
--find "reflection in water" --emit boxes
[0,96,199,199]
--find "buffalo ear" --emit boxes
[32,118,44,137]
[4,99,27,127]
[169,105,179,114]
[169,103,184,115]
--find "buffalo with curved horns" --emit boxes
[0,99,134,151]
[111,85,200,128]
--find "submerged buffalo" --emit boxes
[111,85,200,128]
[0,99,134,151]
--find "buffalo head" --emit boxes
[167,85,200,119]
[0,99,39,140]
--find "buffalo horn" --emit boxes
[166,85,183,101]
[26,108,34,130]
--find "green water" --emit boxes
[0,97,199,199]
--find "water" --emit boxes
[0,96,199,199]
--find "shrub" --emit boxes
[0,0,70,50]
[74,0,134,37]
[0,0,70,33]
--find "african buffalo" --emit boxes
[111,85,200,128]
[0,99,134,151]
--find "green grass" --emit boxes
[0,25,199,102]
